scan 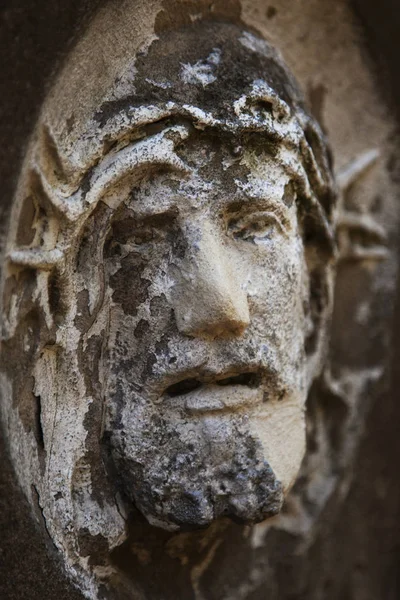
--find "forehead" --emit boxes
[127,138,294,218]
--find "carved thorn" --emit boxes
[337,148,380,192]
[7,248,64,270]
[338,246,389,262]
[337,212,387,244]
[337,210,388,262]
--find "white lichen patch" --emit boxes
[180,49,221,87]
[239,31,275,57]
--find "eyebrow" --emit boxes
[127,183,181,218]
[225,194,292,229]
[226,190,291,212]
[122,205,179,224]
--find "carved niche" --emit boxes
[0,12,390,600]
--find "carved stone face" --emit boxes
[100,133,310,529]
[0,18,336,592]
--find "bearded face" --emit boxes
[0,18,336,594]
[95,133,314,530]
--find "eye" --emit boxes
[227,211,286,243]
[124,227,156,246]
[110,220,156,251]
[110,212,179,250]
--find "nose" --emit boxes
[172,222,250,339]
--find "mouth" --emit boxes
[162,371,264,414]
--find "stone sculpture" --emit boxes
[1,15,366,599]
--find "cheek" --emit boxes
[249,399,306,492]
[240,236,306,341]
[103,253,178,385]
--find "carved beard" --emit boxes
[103,384,283,531]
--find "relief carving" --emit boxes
[0,14,390,599]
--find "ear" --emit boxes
[336,149,388,262]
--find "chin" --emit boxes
[105,404,284,531]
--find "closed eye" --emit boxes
[227,209,289,243]
[109,209,178,249]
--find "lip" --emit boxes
[162,371,264,414]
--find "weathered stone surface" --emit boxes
[1,1,400,599]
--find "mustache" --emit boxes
[133,341,286,399]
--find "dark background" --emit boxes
[0,1,400,598]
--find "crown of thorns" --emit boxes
[8,41,336,271]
